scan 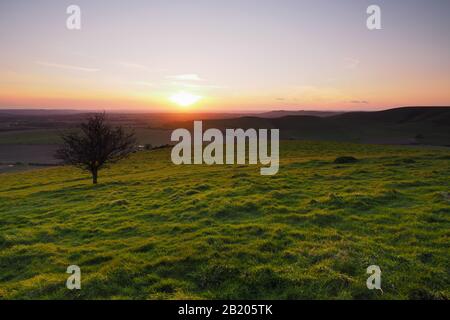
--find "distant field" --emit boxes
[0,145,60,165]
[0,141,448,299]
[0,129,63,145]
[0,107,448,169]
[0,128,171,167]
[0,128,171,145]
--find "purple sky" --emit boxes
[1,0,449,111]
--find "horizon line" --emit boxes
[0,105,449,114]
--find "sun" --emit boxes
[170,92,202,107]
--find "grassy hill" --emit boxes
[0,141,449,299]
[171,107,450,146]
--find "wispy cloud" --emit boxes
[133,81,154,87]
[166,74,204,81]
[349,100,369,104]
[170,81,226,89]
[117,61,152,71]
[287,85,346,103]
[36,61,100,72]
[344,58,360,70]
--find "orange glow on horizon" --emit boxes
[1,73,449,112]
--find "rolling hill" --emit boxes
[0,141,449,299]
[168,107,450,146]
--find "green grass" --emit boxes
[0,141,449,299]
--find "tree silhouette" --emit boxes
[56,113,136,184]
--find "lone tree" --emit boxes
[56,113,136,184]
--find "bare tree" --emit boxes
[55,113,136,184]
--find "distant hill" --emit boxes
[1,107,448,146]
[0,109,80,116]
[332,106,450,125]
[249,110,342,118]
[169,107,450,146]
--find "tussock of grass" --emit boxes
[334,156,358,164]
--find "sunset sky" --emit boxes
[1,0,449,112]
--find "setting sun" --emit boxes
[169,92,202,107]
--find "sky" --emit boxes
[0,0,449,112]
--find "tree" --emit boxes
[56,113,136,184]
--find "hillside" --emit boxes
[249,110,342,118]
[0,107,449,173]
[0,141,449,299]
[169,107,450,146]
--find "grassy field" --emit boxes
[0,141,449,299]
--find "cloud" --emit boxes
[344,58,360,70]
[117,61,152,71]
[349,100,369,104]
[166,74,204,81]
[36,61,99,72]
[286,85,347,103]
[170,81,226,89]
[134,81,154,87]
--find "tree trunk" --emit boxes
[92,169,98,184]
